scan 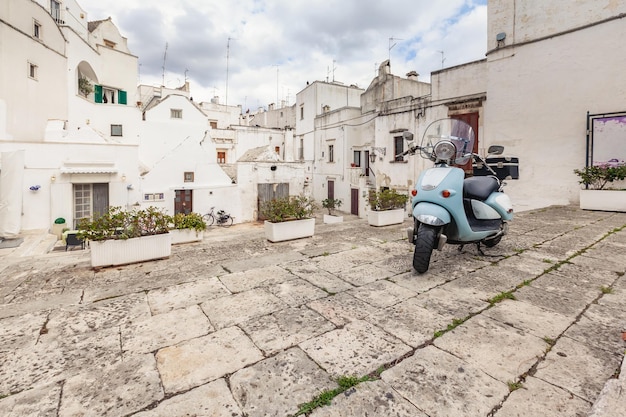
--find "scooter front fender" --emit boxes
[413,202,451,226]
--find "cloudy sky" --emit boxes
[79,0,488,112]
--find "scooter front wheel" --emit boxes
[413,224,439,273]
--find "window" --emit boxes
[217,151,226,164]
[171,109,182,119]
[33,21,41,39]
[111,124,123,136]
[144,193,164,201]
[74,184,91,221]
[210,121,217,129]
[328,144,334,162]
[394,136,404,161]
[103,39,116,48]
[50,0,62,23]
[103,88,115,104]
[275,146,280,155]
[353,151,361,167]
[28,62,38,79]
[94,85,127,105]
[300,106,304,120]
[184,172,194,182]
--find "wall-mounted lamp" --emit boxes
[50,175,56,182]
[121,174,126,182]
[370,147,386,163]
[126,184,134,190]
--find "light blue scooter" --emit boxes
[398,119,514,273]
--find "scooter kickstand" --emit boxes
[475,242,485,256]
[458,245,464,252]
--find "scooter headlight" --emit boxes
[433,141,456,161]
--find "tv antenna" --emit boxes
[161,42,168,86]
[326,60,337,82]
[389,37,403,61]
[226,37,236,106]
[273,64,279,106]
[438,50,446,69]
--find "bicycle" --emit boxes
[202,207,234,227]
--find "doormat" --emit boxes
[0,238,24,249]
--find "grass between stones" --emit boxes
[294,372,381,416]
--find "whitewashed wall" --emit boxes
[484,15,626,210]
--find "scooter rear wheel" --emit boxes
[413,224,439,273]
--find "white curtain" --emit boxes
[0,150,24,238]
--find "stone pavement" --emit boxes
[0,205,625,417]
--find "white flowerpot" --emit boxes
[367,208,405,226]
[264,218,315,242]
[90,233,172,268]
[170,229,204,244]
[323,214,343,224]
[579,190,626,212]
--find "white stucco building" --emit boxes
[0,0,141,235]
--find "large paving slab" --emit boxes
[146,276,231,315]
[310,379,428,417]
[494,376,591,417]
[434,315,548,383]
[155,326,264,394]
[131,379,243,417]
[230,347,336,417]
[121,304,213,353]
[58,354,163,417]
[239,305,335,355]
[0,382,62,417]
[300,319,412,378]
[382,345,509,416]
[199,288,286,329]
[533,336,622,403]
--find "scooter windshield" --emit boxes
[420,119,475,165]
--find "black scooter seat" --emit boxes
[463,176,499,201]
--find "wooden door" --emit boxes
[350,188,359,215]
[175,189,193,214]
[92,183,109,217]
[257,183,289,220]
[451,112,479,175]
[327,180,335,199]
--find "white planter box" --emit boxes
[90,233,172,268]
[323,214,343,224]
[580,190,626,212]
[170,229,204,244]
[264,218,315,242]
[367,209,405,227]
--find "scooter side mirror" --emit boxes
[487,145,504,155]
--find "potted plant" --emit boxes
[367,188,408,226]
[169,212,207,244]
[260,195,317,242]
[574,164,626,212]
[77,206,171,267]
[78,76,93,97]
[322,198,343,224]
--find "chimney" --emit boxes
[406,71,419,81]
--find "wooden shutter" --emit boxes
[94,85,103,103]
[118,90,127,105]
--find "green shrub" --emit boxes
[170,212,206,231]
[77,206,170,241]
[260,195,317,222]
[574,164,626,190]
[368,188,408,211]
[322,198,342,215]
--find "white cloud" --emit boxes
[79,0,487,110]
